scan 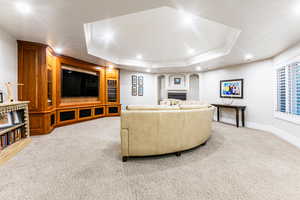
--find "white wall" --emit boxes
[0,27,17,101]
[200,60,274,126]
[120,70,158,108]
[199,52,300,145]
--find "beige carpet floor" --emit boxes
[0,117,299,200]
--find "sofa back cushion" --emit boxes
[126,105,179,111]
[179,104,211,110]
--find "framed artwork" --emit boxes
[132,75,137,85]
[174,78,181,85]
[132,86,137,96]
[138,76,143,86]
[0,92,3,103]
[138,86,143,96]
[132,75,137,96]
[0,112,13,128]
[220,79,244,99]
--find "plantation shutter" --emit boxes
[289,63,300,115]
[277,67,286,113]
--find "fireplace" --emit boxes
[168,92,187,100]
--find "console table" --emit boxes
[211,104,246,128]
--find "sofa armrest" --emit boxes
[120,128,129,156]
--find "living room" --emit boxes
[0,1,299,200]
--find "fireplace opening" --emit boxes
[168,93,187,100]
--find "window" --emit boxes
[276,62,300,117]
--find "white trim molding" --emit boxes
[214,116,300,149]
[274,111,300,125]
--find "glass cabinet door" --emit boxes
[107,79,117,102]
[47,68,53,106]
[47,51,55,107]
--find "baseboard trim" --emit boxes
[214,117,300,149]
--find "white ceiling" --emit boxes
[84,7,240,69]
[0,0,300,73]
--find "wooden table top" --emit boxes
[211,104,246,109]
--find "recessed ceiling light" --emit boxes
[136,54,143,60]
[180,10,196,26]
[15,2,31,14]
[108,64,114,69]
[146,69,151,73]
[244,54,254,61]
[188,49,195,55]
[101,31,114,43]
[196,66,202,71]
[54,48,63,54]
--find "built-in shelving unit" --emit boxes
[0,101,31,165]
[18,40,121,135]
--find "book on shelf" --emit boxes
[0,127,26,151]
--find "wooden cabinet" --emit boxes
[18,41,121,135]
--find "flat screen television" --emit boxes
[61,68,99,97]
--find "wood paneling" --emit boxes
[18,41,121,135]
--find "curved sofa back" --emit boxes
[120,107,215,157]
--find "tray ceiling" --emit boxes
[1,0,300,72]
[84,7,241,69]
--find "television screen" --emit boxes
[61,68,99,97]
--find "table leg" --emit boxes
[242,108,245,127]
[236,108,239,128]
[217,107,220,121]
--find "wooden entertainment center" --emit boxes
[17,41,121,135]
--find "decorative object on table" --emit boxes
[0,91,3,103]
[221,97,234,105]
[174,78,181,85]
[4,82,24,102]
[131,75,137,96]
[220,79,243,99]
[5,82,14,102]
[138,75,144,96]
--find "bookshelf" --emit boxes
[0,101,31,165]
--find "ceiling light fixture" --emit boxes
[180,10,196,26]
[54,48,63,54]
[146,69,151,73]
[244,54,254,61]
[136,54,143,60]
[96,67,101,70]
[188,48,195,55]
[196,66,202,71]
[15,2,31,14]
[108,64,114,69]
[101,31,114,43]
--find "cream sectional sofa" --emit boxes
[120,105,215,162]
[160,99,205,106]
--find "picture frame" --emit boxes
[12,111,23,124]
[138,76,143,86]
[220,79,244,99]
[138,86,143,96]
[132,86,137,96]
[0,112,13,128]
[0,92,3,103]
[132,75,137,85]
[174,78,181,85]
